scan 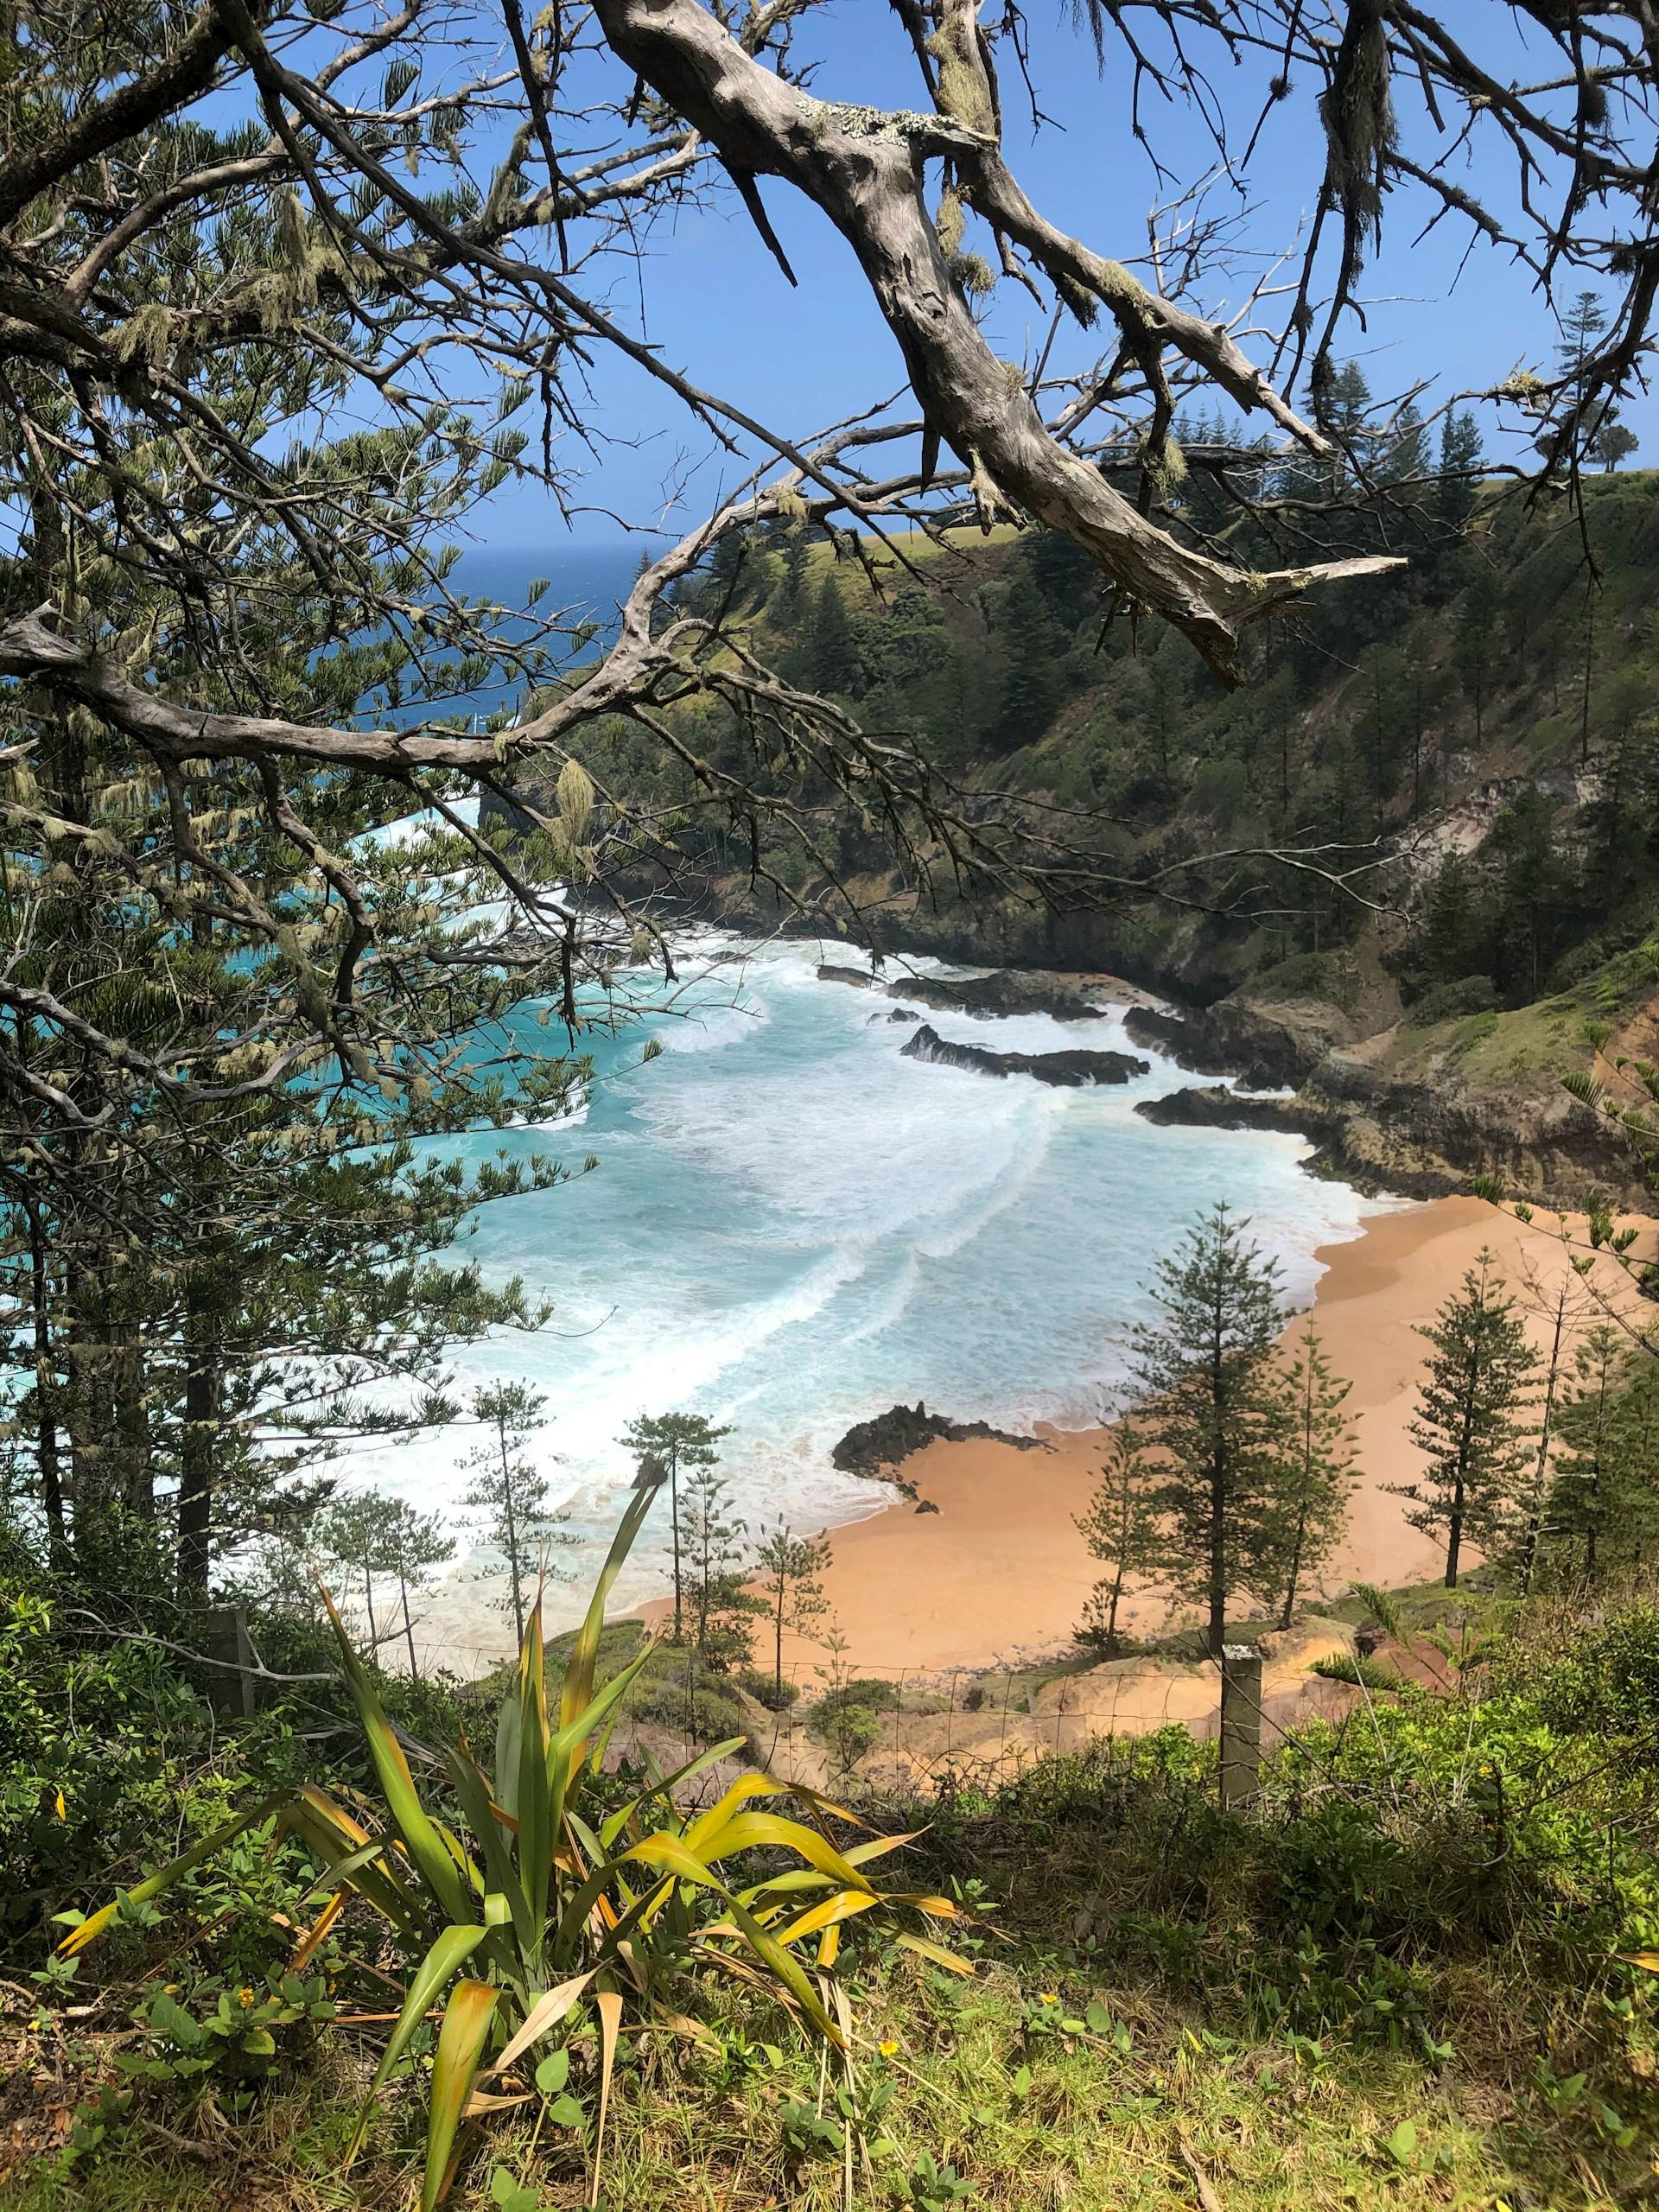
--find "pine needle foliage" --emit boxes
[1392,1250,1538,1588]
[1268,1325,1360,1628]
[1131,1205,1292,1656]
[1074,1422,1162,1655]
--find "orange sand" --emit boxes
[772,1196,1654,1681]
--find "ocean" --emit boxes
[331,931,1383,1653]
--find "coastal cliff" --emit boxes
[1128,989,1646,1206]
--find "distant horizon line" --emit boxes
[454,537,647,556]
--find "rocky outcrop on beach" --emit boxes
[1123,995,1351,1090]
[830,1401,1042,1484]
[1294,1048,1640,1205]
[822,929,1634,1205]
[900,1024,1149,1087]
[485,840,1643,1206]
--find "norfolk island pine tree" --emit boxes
[1074,1422,1162,1655]
[620,1411,732,1643]
[1392,1249,1538,1589]
[1269,1325,1359,1629]
[1131,1204,1294,1656]
[459,1382,572,1643]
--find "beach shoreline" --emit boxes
[742,1192,1656,1683]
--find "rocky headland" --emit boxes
[1126,992,1645,1207]
[1135,1084,1313,1138]
[508,883,1643,1207]
[807,925,1646,1208]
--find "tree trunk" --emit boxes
[670,1448,683,1643]
[1446,1359,1481,1589]
[1446,1475,1464,1589]
[178,1268,219,1599]
[1280,1499,1307,1631]
[402,1573,421,1680]
[117,1325,154,1523]
[1580,595,1595,766]
[1586,1466,1599,1580]
[22,1187,67,1554]
[1209,1324,1228,1656]
[1518,1289,1567,1598]
[500,1417,524,1645]
[1105,1560,1126,1656]
[1208,1491,1228,1651]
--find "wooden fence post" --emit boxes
[203,1604,257,1718]
[1218,1643,1263,1808]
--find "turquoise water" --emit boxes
[335,937,1382,1643]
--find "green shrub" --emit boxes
[1312,1649,1404,1691]
[735,1667,799,1712]
[1404,974,1497,1027]
[816,1677,900,1713]
[809,1677,902,1765]
[627,1643,753,1745]
[1254,950,1357,1011]
[0,1576,216,1956]
[1529,1608,1659,1745]
[1186,755,1249,819]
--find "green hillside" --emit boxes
[501,471,1659,1201]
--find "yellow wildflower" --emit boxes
[879,2039,899,2056]
[1039,1991,1058,2005]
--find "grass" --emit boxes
[2,1948,1621,2212]
[7,1719,1650,2212]
[488,1967,1573,2212]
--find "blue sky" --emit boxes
[467,2,1651,550]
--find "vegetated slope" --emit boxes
[501,474,1659,1204]
[7,1573,1659,2211]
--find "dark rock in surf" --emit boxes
[1122,999,1344,1090]
[818,963,877,989]
[830,1400,1043,1484]
[883,969,1105,1020]
[899,1023,1148,1088]
[1122,1003,1209,1069]
[1135,1086,1313,1136]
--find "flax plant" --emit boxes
[60,1488,962,2207]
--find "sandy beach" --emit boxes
[774,1195,1656,1681]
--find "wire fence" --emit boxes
[378,1618,1360,1803]
[191,1581,1369,1812]
[736,1651,1357,1797]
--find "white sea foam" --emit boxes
[334,937,1386,1633]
